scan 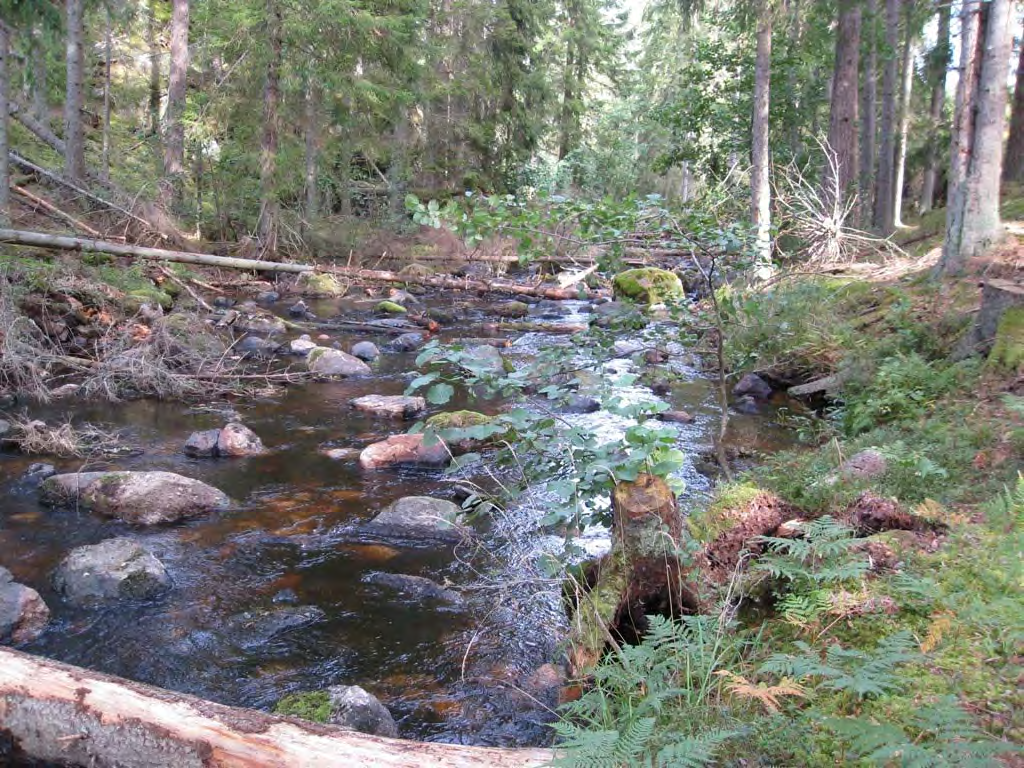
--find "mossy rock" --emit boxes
[124,288,173,312]
[426,410,493,430]
[161,314,227,357]
[376,300,408,315]
[612,268,684,306]
[494,301,530,318]
[295,272,345,298]
[274,691,331,723]
[988,307,1024,372]
[687,481,763,543]
[398,262,435,279]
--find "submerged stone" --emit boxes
[350,395,427,419]
[53,538,171,606]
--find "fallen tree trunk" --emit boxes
[0,647,553,767]
[12,185,103,237]
[0,227,312,274]
[323,265,603,300]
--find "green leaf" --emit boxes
[426,382,454,405]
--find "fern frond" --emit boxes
[714,670,807,713]
[654,729,738,768]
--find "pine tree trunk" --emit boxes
[786,0,804,157]
[64,0,86,181]
[147,0,160,137]
[0,22,9,229]
[30,26,47,124]
[388,111,410,221]
[873,0,900,234]
[920,2,951,213]
[258,0,282,257]
[859,0,878,226]
[751,0,772,262]
[1002,18,1024,184]
[558,34,576,162]
[942,0,1013,274]
[163,0,189,208]
[824,0,861,211]
[893,23,915,227]
[303,77,319,226]
[102,7,112,182]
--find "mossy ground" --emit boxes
[273,691,331,723]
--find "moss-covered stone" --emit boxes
[295,272,345,298]
[612,268,684,305]
[398,262,436,279]
[426,410,493,430]
[274,691,331,723]
[376,300,408,314]
[988,307,1024,372]
[687,481,763,543]
[494,301,529,318]
[124,288,173,312]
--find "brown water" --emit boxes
[0,293,800,747]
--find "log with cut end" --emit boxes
[0,646,554,767]
[565,474,698,676]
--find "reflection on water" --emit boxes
[0,293,800,746]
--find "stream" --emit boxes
[0,291,799,747]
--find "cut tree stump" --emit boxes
[0,646,554,767]
[565,475,698,676]
[955,279,1024,363]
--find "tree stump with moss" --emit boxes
[565,475,698,677]
[957,279,1024,369]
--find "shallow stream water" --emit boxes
[0,292,798,747]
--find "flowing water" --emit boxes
[0,292,799,747]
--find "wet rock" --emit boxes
[734,395,760,414]
[223,605,325,649]
[350,341,381,361]
[41,471,230,525]
[213,296,235,309]
[733,372,773,400]
[288,299,310,318]
[236,335,278,358]
[644,348,669,364]
[272,588,299,604]
[217,422,267,457]
[53,538,171,606]
[523,663,566,697]
[389,332,425,353]
[0,566,50,643]
[838,449,888,481]
[184,429,220,458]
[387,288,422,307]
[534,299,568,317]
[0,419,11,440]
[295,272,345,298]
[307,347,372,377]
[20,463,56,486]
[658,410,695,424]
[322,447,360,461]
[563,395,601,414]
[49,383,81,400]
[286,334,318,356]
[649,378,672,396]
[367,496,468,540]
[363,572,463,605]
[494,301,529,318]
[612,268,685,305]
[327,685,398,738]
[359,434,450,470]
[350,395,426,419]
[613,339,644,356]
[256,290,280,304]
[463,344,507,374]
[233,310,287,335]
[376,300,408,315]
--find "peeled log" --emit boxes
[0,646,554,767]
[566,475,697,676]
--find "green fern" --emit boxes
[825,695,1019,766]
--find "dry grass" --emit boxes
[8,416,128,458]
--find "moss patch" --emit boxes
[612,268,684,305]
[398,262,435,279]
[296,272,345,298]
[988,306,1024,372]
[124,287,173,312]
[687,481,764,543]
[274,691,331,723]
[426,410,493,429]
[376,300,408,314]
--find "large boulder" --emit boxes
[350,395,426,419]
[0,566,50,643]
[327,685,398,738]
[367,496,468,541]
[217,422,267,457]
[307,347,372,377]
[612,268,684,305]
[41,471,230,525]
[295,272,345,298]
[53,538,171,606]
[359,434,450,470]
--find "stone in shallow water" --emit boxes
[286,334,318,356]
[216,422,266,457]
[0,566,50,643]
[358,434,450,470]
[658,410,695,424]
[184,429,220,458]
[350,341,381,361]
[53,538,171,606]
[222,605,326,650]
[733,372,773,400]
[307,347,372,377]
[366,496,470,543]
[389,332,425,353]
[350,395,426,420]
[362,572,463,606]
[327,685,398,738]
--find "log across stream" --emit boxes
[0,290,803,758]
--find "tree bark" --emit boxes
[163,0,190,208]
[942,0,1013,274]
[824,0,861,210]
[304,75,320,226]
[893,22,915,227]
[1003,18,1024,183]
[558,8,578,163]
[147,0,161,137]
[102,5,112,181]
[0,227,313,273]
[258,0,282,257]
[873,0,900,234]
[751,0,772,263]
[64,0,86,181]
[0,646,553,767]
[0,21,9,229]
[920,1,952,212]
[859,0,879,226]
[30,25,47,123]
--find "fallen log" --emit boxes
[12,185,103,237]
[0,227,313,274]
[323,265,604,300]
[0,647,554,767]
